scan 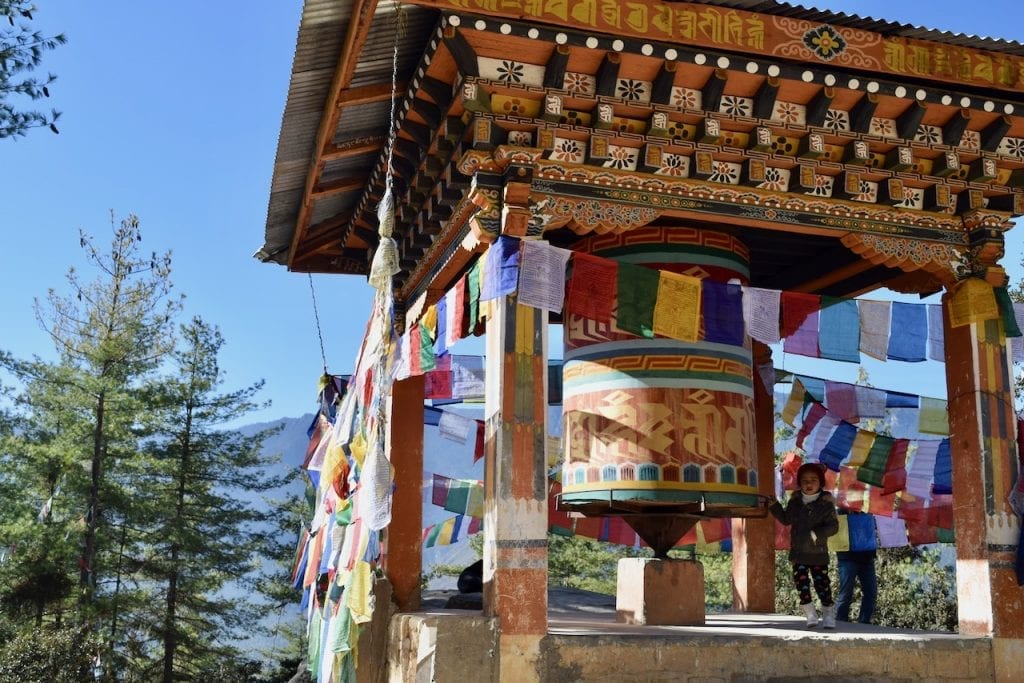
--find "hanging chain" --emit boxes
[308,273,328,374]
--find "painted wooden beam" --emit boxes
[752,76,779,120]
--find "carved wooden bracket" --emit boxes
[839,232,963,286]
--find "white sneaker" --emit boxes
[801,602,819,628]
[822,604,836,629]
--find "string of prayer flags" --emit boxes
[423,514,481,547]
[819,297,860,362]
[565,252,616,323]
[653,270,701,341]
[858,299,891,361]
[480,235,521,301]
[616,261,659,338]
[702,280,744,345]
[743,286,781,344]
[887,302,927,362]
[431,474,484,518]
[782,292,820,357]
[517,240,572,312]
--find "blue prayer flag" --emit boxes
[480,236,521,300]
[435,297,447,357]
[933,438,952,494]
[702,280,745,346]
[848,513,878,552]
[885,391,919,408]
[820,422,857,471]
[819,298,861,362]
[887,302,927,362]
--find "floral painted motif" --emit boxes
[772,101,805,125]
[563,72,596,96]
[671,87,701,110]
[496,60,525,84]
[896,187,924,210]
[997,136,1024,159]
[708,161,740,184]
[915,125,941,145]
[869,117,896,138]
[616,79,650,103]
[823,109,849,132]
[806,175,834,197]
[757,167,789,192]
[720,95,752,117]
[551,138,583,163]
[656,154,690,177]
[502,98,526,115]
[959,130,980,151]
[507,131,533,146]
[803,25,847,61]
[604,145,638,170]
[771,136,797,155]
[853,180,877,203]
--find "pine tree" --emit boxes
[0,1,65,138]
[0,214,180,634]
[135,317,291,681]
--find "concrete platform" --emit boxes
[391,588,992,682]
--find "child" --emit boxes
[769,462,839,628]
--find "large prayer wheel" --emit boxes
[560,227,760,552]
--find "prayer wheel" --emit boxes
[560,227,760,554]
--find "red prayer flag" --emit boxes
[452,276,467,342]
[781,291,821,338]
[774,519,791,550]
[795,403,827,451]
[566,252,616,323]
[473,419,485,463]
[409,326,422,376]
[700,518,731,544]
[906,518,939,545]
[881,439,909,494]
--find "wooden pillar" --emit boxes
[384,374,424,612]
[732,341,777,612]
[483,292,548,680]
[942,278,1024,681]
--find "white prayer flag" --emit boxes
[742,287,781,344]
[517,241,572,313]
[439,410,473,443]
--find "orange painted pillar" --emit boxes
[732,342,777,612]
[483,292,548,680]
[385,374,424,612]
[942,278,1024,681]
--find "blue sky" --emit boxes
[1,0,1022,424]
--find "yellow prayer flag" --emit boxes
[422,304,438,338]
[653,270,701,342]
[828,515,850,552]
[781,379,807,426]
[848,430,876,467]
[439,516,457,545]
[948,278,999,327]
[348,431,367,468]
[346,560,374,624]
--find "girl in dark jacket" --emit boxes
[769,462,839,628]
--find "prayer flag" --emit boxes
[887,302,927,362]
[616,262,660,338]
[409,326,423,376]
[1013,304,1024,364]
[795,403,826,450]
[702,280,744,346]
[819,297,860,362]
[473,419,485,463]
[848,430,876,468]
[885,391,918,409]
[918,398,949,435]
[796,375,825,402]
[566,252,616,322]
[467,260,481,334]
[859,300,891,361]
[906,519,938,545]
[854,385,886,418]
[881,439,909,494]
[808,414,841,461]
[828,516,850,552]
[782,292,820,357]
[518,241,572,312]
[424,368,452,399]
[858,435,893,487]
[434,297,447,357]
[836,466,868,510]
[438,411,473,443]
[995,286,1023,337]
[820,421,857,472]
[932,438,952,494]
[927,304,945,361]
[451,355,485,399]
[781,379,808,426]
[874,515,908,548]
[653,270,701,341]
[825,381,858,422]
[742,286,781,344]
[480,236,521,300]
[446,278,464,346]
[419,324,436,373]
[847,513,878,552]
[906,440,940,499]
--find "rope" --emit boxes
[308,273,328,374]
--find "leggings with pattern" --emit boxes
[792,563,833,606]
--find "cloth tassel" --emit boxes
[368,192,400,290]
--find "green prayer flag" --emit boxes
[615,262,659,338]
[857,434,893,487]
[995,287,1022,337]
[467,260,481,333]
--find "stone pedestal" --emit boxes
[616,557,705,625]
